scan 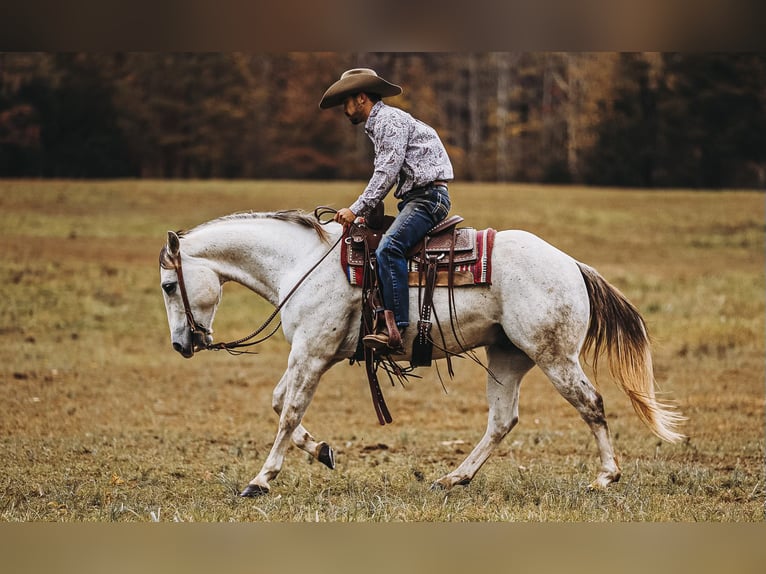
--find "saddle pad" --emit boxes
[341,228,496,287]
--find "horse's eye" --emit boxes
[162,282,177,295]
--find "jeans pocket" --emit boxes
[429,191,450,221]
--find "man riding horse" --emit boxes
[320,68,454,353]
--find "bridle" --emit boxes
[166,207,344,355]
[169,250,212,340]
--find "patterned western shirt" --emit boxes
[349,101,454,217]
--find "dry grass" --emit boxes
[0,180,763,522]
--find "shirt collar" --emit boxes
[364,101,385,134]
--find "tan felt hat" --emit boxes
[319,68,403,109]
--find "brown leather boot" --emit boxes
[363,311,405,354]
[362,331,389,350]
[363,330,406,354]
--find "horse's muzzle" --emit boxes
[173,331,212,358]
[173,341,194,358]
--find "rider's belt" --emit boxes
[424,180,449,190]
[406,181,449,198]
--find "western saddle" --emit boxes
[344,203,477,425]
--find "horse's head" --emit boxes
[159,231,220,358]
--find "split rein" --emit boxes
[170,207,343,355]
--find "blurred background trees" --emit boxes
[1,52,764,187]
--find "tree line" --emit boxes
[1,52,764,188]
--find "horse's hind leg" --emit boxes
[536,354,621,489]
[432,339,534,491]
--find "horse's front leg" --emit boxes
[274,368,336,469]
[240,354,330,497]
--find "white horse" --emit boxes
[159,210,684,497]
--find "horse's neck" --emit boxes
[185,220,330,306]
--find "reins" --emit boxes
[171,207,344,355]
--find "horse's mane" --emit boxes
[180,210,330,242]
[160,210,330,270]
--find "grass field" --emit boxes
[0,180,763,522]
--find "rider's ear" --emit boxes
[167,231,181,256]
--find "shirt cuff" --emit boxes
[349,198,370,217]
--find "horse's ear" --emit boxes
[167,231,181,257]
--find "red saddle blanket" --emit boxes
[341,227,496,287]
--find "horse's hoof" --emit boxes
[587,470,621,491]
[240,484,269,497]
[430,476,470,491]
[318,443,335,470]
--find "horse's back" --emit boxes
[491,229,584,285]
[487,229,591,352]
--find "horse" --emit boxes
[158,209,684,497]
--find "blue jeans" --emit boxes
[375,185,451,329]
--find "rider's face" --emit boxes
[343,94,367,125]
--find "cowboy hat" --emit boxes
[319,68,403,109]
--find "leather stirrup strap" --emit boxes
[359,232,393,425]
[445,226,460,376]
[365,346,392,425]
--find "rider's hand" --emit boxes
[334,207,357,229]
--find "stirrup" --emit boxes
[363,312,405,354]
[362,332,405,355]
[363,332,391,351]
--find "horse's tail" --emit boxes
[577,263,686,443]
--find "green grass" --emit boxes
[0,180,763,521]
